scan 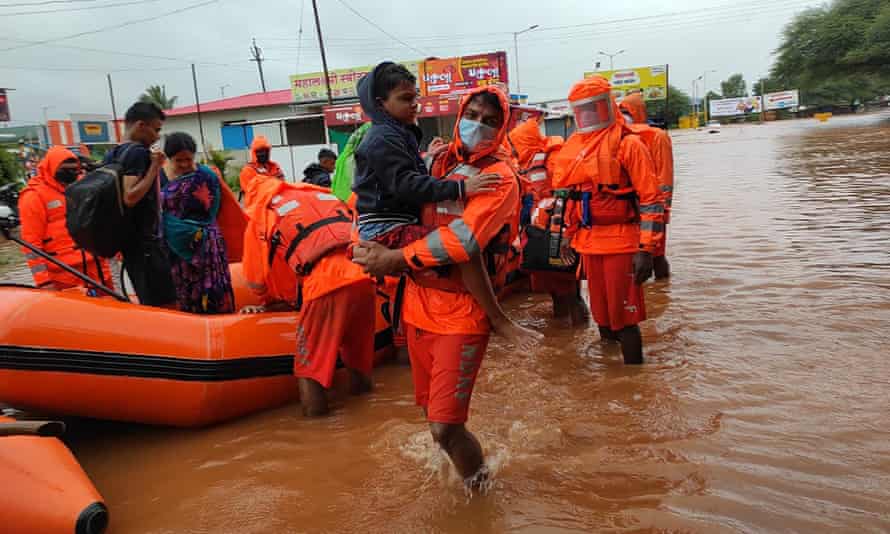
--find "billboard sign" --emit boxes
[422,52,508,96]
[76,121,110,143]
[0,90,9,122]
[584,65,668,101]
[291,60,423,103]
[764,89,799,110]
[709,96,762,117]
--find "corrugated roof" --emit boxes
[166,89,294,117]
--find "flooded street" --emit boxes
[4,113,890,532]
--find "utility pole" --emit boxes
[311,0,334,105]
[598,49,625,71]
[191,64,207,159]
[512,24,538,94]
[250,38,267,93]
[106,74,120,142]
[760,77,766,124]
[701,69,716,123]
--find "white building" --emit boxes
[164,89,337,182]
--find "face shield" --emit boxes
[571,93,615,133]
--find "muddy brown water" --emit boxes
[2,113,889,533]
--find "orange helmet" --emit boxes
[568,76,617,133]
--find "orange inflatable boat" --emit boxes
[0,264,395,427]
[0,416,107,534]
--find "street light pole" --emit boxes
[701,69,716,122]
[598,49,626,71]
[512,24,539,94]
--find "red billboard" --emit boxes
[0,90,9,122]
[422,52,509,96]
[325,94,464,127]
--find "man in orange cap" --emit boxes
[18,146,112,291]
[619,91,674,279]
[352,86,522,491]
[239,136,285,190]
[552,76,664,364]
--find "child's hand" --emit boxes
[464,173,501,196]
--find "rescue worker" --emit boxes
[239,168,373,417]
[619,91,674,279]
[18,146,112,291]
[239,136,285,187]
[508,117,589,324]
[552,76,664,364]
[353,86,520,491]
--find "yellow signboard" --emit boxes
[584,65,668,101]
[290,60,423,103]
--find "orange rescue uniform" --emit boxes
[239,136,285,192]
[508,117,577,297]
[552,77,664,331]
[619,93,674,257]
[400,87,519,423]
[241,172,373,388]
[18,146,111,290]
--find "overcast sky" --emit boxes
[0,0,824,124]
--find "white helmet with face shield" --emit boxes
[571,92,615,133]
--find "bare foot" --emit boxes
[491,317,542,352]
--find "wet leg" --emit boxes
[617,325,643,364]
[653,256,671,280]
[598,325,619,342]
[348,368,372,395]
[298,377,330,417]
[429,422,486,486]
[457,254,541,351]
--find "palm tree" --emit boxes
[139,85,178,110]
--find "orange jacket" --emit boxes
[18,147,112,290]
[552,77,664,255]
[401,86,520,335]
[619,92,648,125]
[619,94,674,223]
[508,117,563,200]
[239,136,285,192]
[241,171,364,307]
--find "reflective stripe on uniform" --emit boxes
[449,219,480,257]
[30,264,48,274]
[426,230,452,264]
[639,204,664,214]
[660,185,674,193]
[640,221,665,233]
[24,252,38,260]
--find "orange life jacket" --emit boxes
[413,156,513,293]
[244,183,352,308]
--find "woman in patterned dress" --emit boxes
[160,132,234,314]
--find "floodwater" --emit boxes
[3,113,890,532]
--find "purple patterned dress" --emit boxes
[160,166,235,314]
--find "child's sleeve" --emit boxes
[373,134,463,203]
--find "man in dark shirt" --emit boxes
[104,102,175,306]
[301,148,337,188]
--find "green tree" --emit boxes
[771,0,890,106]
[139,85,178,110]
[720,73,747,98]
[752,76,786,96]
[646,85,692,127]
[0,148,21,185]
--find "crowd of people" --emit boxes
[17,62,674,492]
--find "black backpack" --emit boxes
[65,145,135,258]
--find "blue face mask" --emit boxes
[458,118,497,152]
